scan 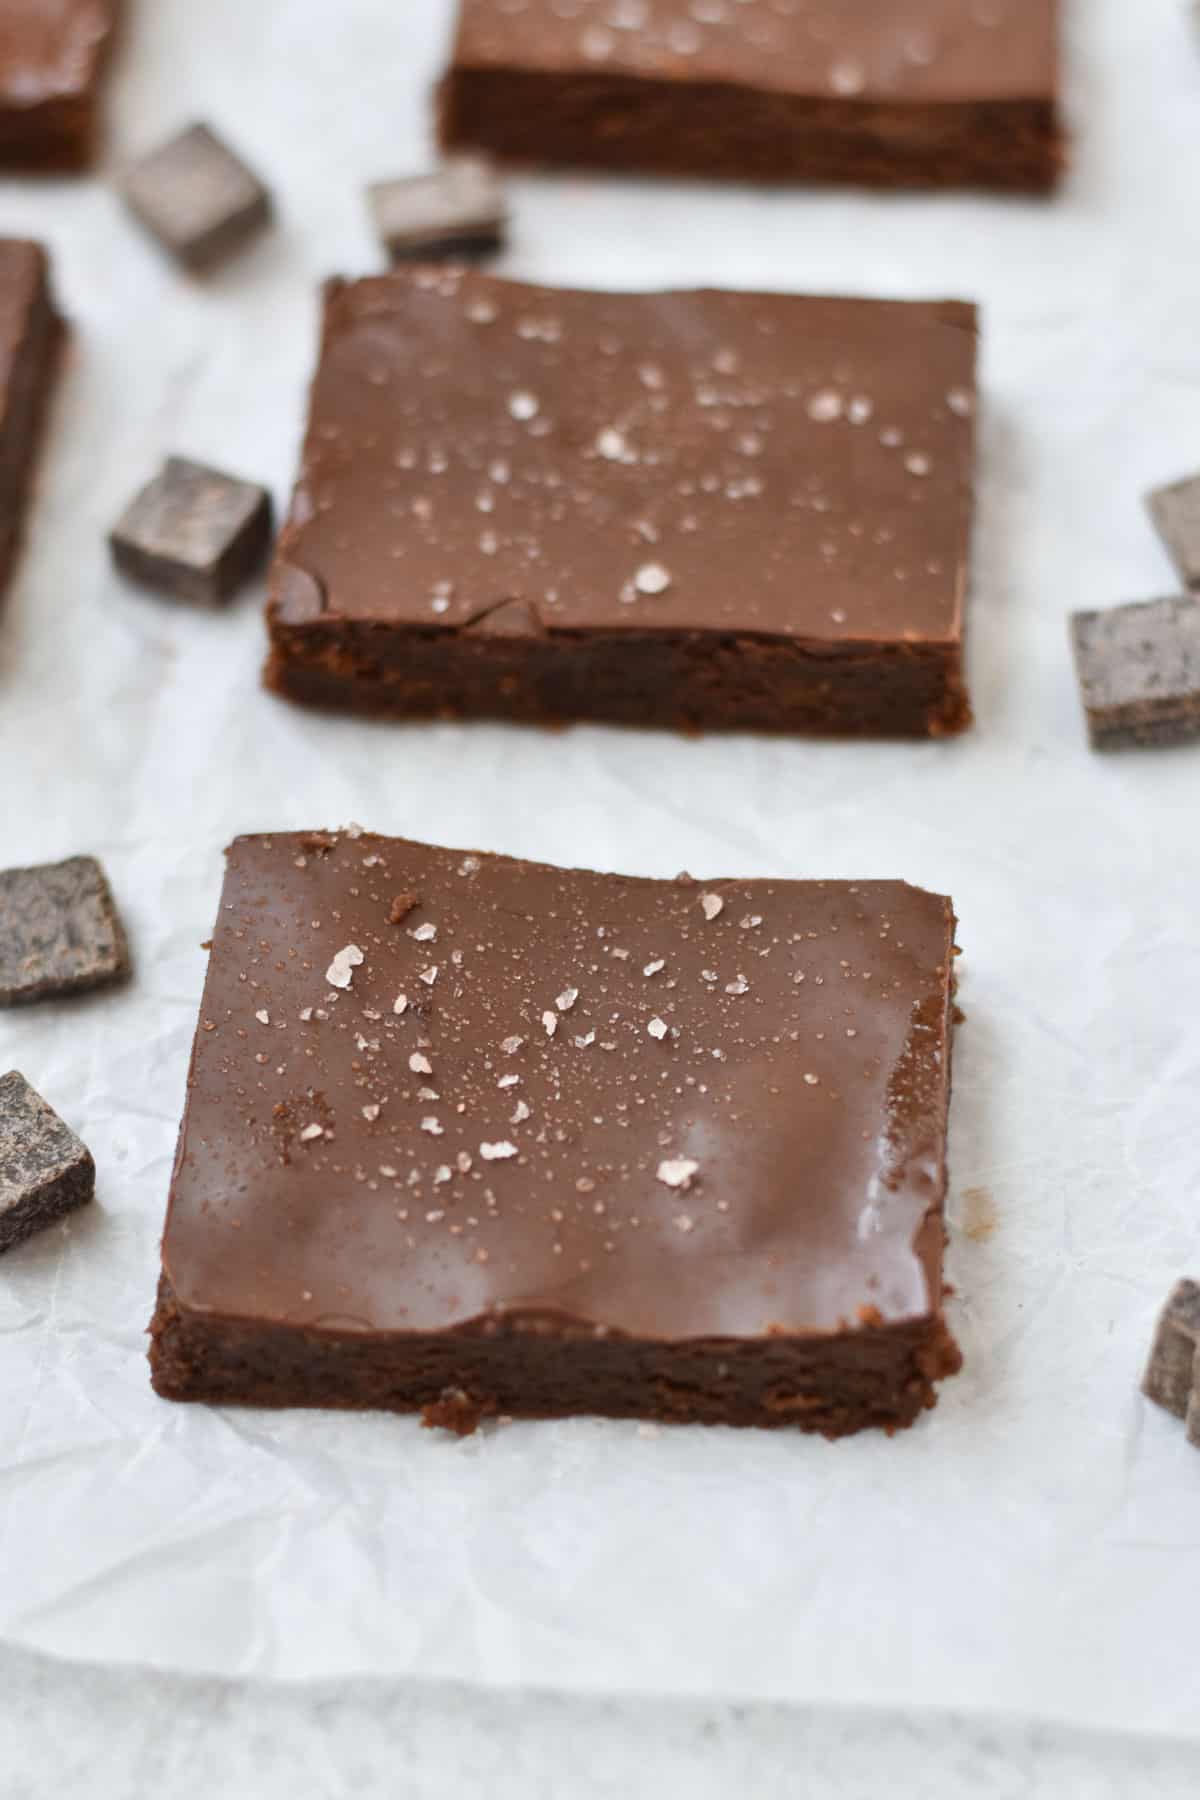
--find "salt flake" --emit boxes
[657,1158,699,1189]
[326,943,364,989]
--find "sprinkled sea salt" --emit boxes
[807,389,843,423]
[480,1140,518,1160]
[634,561,671,595]
[409,1052,433,1075]
[596,427,628,461]
[647,1016,669,1040]
[657,1158,699,1190]
[542,1010,558,1037]
[325,943,363,989]
[508,390,539,421]
[299,1123,324,1142]
[700,892,724,921]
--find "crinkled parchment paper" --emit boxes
[1,0,1198,1739]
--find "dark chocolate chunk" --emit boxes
[149,831,962,1437]
[0,1072,94,1254]
[1147,475,1200,591]
[0,855,130,1007]
[368,156,506,262]
[439,0,1063,193]
[120,123,272,272]
[110,456,274,606]
[0,1,119,172]
[1070,597,1200,750]
[265,269,977,738]
[1142,1281,1200,1440]
[0,239,63,599]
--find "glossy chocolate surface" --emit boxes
[162,833,956,1344]
[447,0,1057,102]
[0,0,114,109]
[269,269,976,653]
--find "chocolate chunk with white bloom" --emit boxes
[0,1072,95,1253]
[0,855,130,1007]
[111,457,273,605]
[1147,474,1200,590]
[368,156,506,262]
[1070,597,1200,750]
[1142,1280,1200,1439]
[120,123,272,272]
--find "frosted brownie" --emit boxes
[150,831,962,1436]
[266,269,978,737]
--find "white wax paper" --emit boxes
[1,0,1199,1739]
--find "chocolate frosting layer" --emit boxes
[162,834,956,1344]
[269,269,976,650]
[448,0,1057,103]
[0,0,115,106]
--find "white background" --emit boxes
[1,0,1199,1777]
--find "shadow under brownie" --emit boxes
[150,831,961,1436]
[265,268,977,737]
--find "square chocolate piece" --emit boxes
[0,1,119,172]
[368,156,507,262]
[439,0,1063,193]
[0,1071,94,1254]
[120,123,272,272]
[0,855,130,1007]
[266,269,977,737]
[149,832,962,1437]
[1143,1281,1200,1448]
[1147,475,1200,591]
[110,456,274,605]
[1070,597,1200,750]
[0,239,63,597]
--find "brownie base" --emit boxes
[439,70,1063,194]
[0,101,98,174]
[264,619,971,738]
[0,260,64,597]
[149,1274,962,1438]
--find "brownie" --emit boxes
[0,1070,94,1253]
[0,0,119,172]
[149,831,962,1437]
[0,239,63,598]
[439,0,1063,193]
[1070,598,1200,750]
[265,269,977,738]
[0,854,130,1006]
